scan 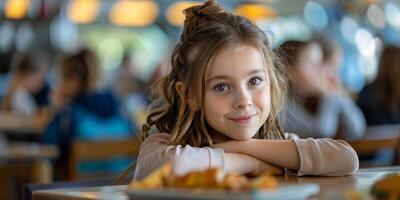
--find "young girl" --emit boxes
[132,0,358,181]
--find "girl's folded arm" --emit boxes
[133,133,256,180]
[292,138,359,176]
[214,137,358,176]
[214,139,300,170]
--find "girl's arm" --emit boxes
[224,152,283,175]
[214,139,300,171]
[214,137,359,176]
[134,133,283,181]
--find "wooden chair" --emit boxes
[67,137,140,180]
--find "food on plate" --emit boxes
[129,163,278,191]
[370,173,400,200]
[130,163,172,189]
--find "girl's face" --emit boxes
[204,44,270,141]
[293,43,324,95]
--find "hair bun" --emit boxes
[184,0,224,19]
[182,0,225,40]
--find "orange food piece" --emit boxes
[251,173,278,190]
[130,163,279,191]
[371,173,400,200]
[129,163,172,189]
[223,172,250,190]
[170,168,224,189]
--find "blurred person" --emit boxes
[107,53,148,129]
[278,40,365,140]
[1,54,50,130]
[40,49,135,179]
[357,45,400,125]
[109,53,147,100]
[316,35,344,94]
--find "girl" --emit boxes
[132,0,358,181]
[279,40,365,140]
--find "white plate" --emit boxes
[126,183,320,200]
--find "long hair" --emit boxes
[375,45,400,111]
[141,0,287,147]
[275,40,312,95]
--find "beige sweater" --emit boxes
[133,133,359,180]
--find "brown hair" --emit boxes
[276,40,311,69]
[141,0,286,147]
[315,35,341,63]
[375,45,400,111]
[60,49,99,94]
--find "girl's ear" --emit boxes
[175,81,197,110]
[175,81,187,101]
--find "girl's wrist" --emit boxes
[224,152,254,175]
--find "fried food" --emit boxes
[371,173,400,200]
[251,172,278,189]
[130,163,172,189]
[129,163,278,191]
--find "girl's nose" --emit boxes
[234,88,252,109]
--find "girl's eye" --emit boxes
[248,77,263,86]
[213,83,230,92]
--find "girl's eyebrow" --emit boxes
[207,68,266,83]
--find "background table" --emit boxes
[0,142,59,199]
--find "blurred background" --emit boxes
[1,0,400,199]
[1,0,399,94]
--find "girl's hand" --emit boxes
[249,156,284,176]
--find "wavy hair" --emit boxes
[141,0,287,146]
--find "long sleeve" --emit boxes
[133,133,225,181]
[291,136,359,176]
[337,94,366,140]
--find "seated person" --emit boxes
[1,54,50,134]
[278,40,365,140]
[357,45,400,125]
[40,49,135,179]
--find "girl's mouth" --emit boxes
[229,114,256,123]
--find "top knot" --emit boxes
[184,0,224,19]
[181,0,225,41]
